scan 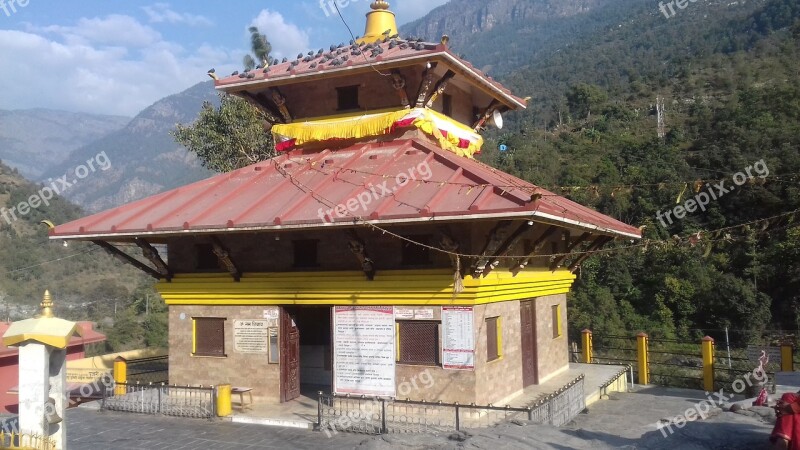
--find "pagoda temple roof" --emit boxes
[214,39,528,111]
[50,138,641,240]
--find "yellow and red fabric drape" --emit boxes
[272,108,483,158]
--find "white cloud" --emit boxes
[0,15,238,117]
[250,10,311,59]
[142,3,213,27]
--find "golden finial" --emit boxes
[371,0,390,10]
[38,290,54,318]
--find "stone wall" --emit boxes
[534,294,569,383]
[168,305,281,403]
[473,301,524,405]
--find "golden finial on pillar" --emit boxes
[371,0,390,10]
[38,290,54,318]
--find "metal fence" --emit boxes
[0,432,56,450]
[126,356,169,384]
[101,382,216,419]
[318,375,585,435]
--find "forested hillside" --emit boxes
[472,0,800,342]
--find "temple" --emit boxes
[50,1,640,406]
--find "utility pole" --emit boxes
[146,294,150,316]
[656,96,666,139]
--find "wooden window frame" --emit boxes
[396,320,440,366]
[486,316,502,362]
[552,304,562,339]
[192,317,226,358]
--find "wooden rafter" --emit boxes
[425,70,456,109]
[414,62,439,108]
[482,221,536,277]
[211,236,241,282]
[348,230,375,280]
[270,88,292,123]
[568,236,614,273]
[93,240,166,280]
[549,232,592,272]
[241,92,283,124]
[510,226,559,276]
[134,239,172,280]
[471,221,513,278]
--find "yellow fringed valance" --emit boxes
[272,108,484,158]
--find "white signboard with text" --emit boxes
[333,306,396,396]
[442,306,475,370]
[233,320,270,354]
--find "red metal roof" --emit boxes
[0,321,105,358]
[51,138,641,240]
[215,40,528,110]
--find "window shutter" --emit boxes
[487,317,499,361]
[399,321,439,365]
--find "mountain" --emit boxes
[43,81,218,213]
[0,160,149,319]
[0,109,129,179]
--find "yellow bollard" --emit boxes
[113,356,127,396]
[702,336,715,392]
[581,329,593,364]
[216,384,232,417]
[782,343,794,372]
[636,332,649,385]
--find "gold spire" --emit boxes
[358,1,398,44]
[38,290,54,318]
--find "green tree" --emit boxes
[566,83,608,120]
[173,94,276,172]
[243,27,272,71]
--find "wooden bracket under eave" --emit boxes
[348,230,376,280]
[482,220,536,278]
[471,221,514,278]
[241,92,283,125]
[509,225,559,277]
[93,240,168,281]
[425,70,456,109]
[550,232,592,272]
[414,62,439,108]
[211,236,242,282]
[567,236,615,273]
[135,238,173,281]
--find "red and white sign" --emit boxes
[442,306,475,370]
[333,306,396,396]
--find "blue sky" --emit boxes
[0,1,448,116]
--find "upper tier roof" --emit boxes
[50,137,641,240]
[214,39,528,111]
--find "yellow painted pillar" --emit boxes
[702,336,715,392]
[216,384,232,417]
[781,343,794,372]
[636,332,649,385]
[113,356,127,396]
[581,329,593,364]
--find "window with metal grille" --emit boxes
[398,321,439,365]
[337,85,360,111]
[486,316,501,362]
[193,317,226,357]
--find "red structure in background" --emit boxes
[0,321,105,413]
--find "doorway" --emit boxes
[520,300,538,387]
[281,307,332,402]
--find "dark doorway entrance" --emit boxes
[280,308,301,402]
[520,300,538,387]
[282,307,332,400]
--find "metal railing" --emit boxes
[101,381,216,419]
[318,375,585,435]
[0,432,56,450]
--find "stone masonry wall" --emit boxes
[473,301,524,405]
[169,305,281,403]
[534,294,569,383]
